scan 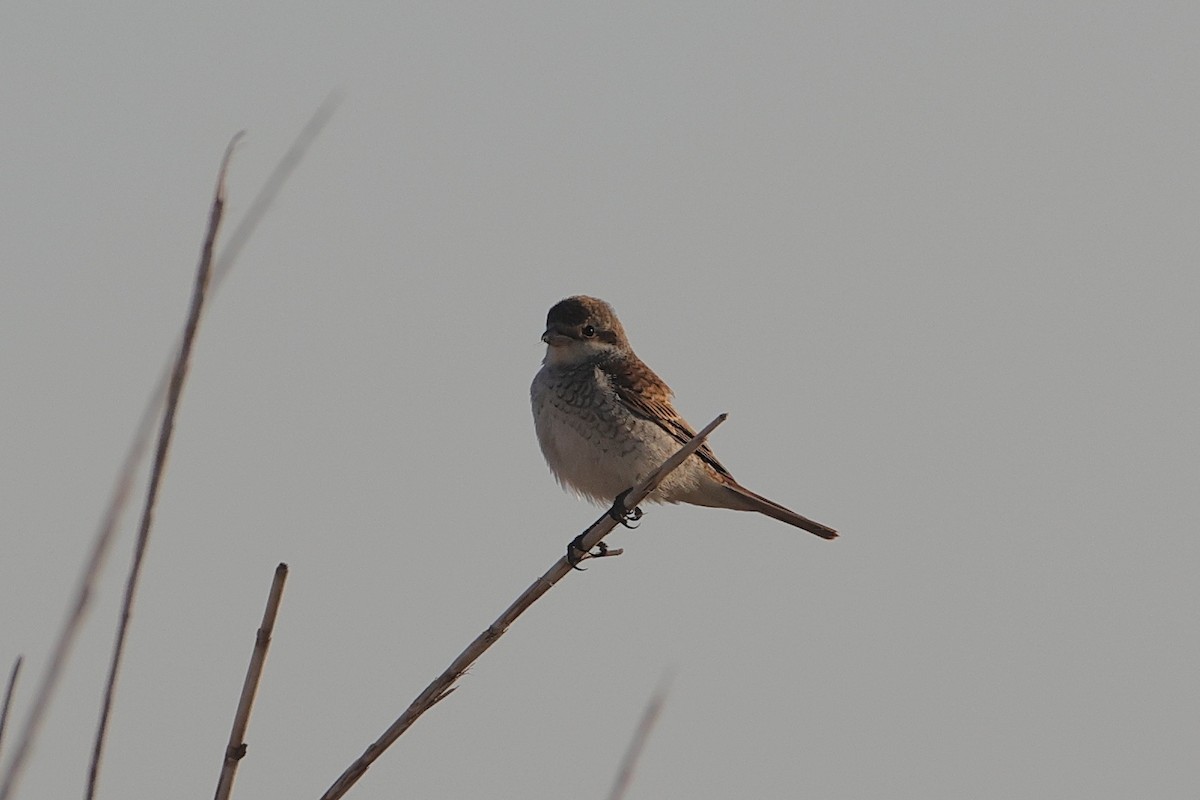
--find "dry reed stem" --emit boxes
[316,413,727,800]
[85,132,238,800]
[213,563,289,800]
[606,678,671,800]
[212,92,341,286]
[0,98,338,800]
[0,657,22,764]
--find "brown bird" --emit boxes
[530,295,836,539]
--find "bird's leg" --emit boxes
[607,488,644,529]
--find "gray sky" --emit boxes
[2,4,1196,799]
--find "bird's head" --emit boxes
[541,295,631,366]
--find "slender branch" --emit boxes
[85,132,237,800]
[0,98,338,800]
[607,678,671,800]
[317,413,727,800]
[0,656,22,763]
[213,563,289,800]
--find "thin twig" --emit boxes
[607,677,672,800]
[0,657,22,763]
[316,413,727,800]
[0,98,338,800]
[85,132,237,800]
[213,563,289,800]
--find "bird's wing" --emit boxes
[604,356,735,479]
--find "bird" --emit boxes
[530,295,837,540]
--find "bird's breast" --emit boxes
[530,365,650,502]
[530,364,707,505]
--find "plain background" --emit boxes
[2,4,1197,799]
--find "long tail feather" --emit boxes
[721,482,838,539]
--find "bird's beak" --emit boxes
[541,326,572,346]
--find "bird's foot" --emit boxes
[607,489,644,529]
[567,536,620,570]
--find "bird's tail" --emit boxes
[720,481,838,539]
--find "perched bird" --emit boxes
[530,295,836,539]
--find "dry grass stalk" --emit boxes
[0,657,22,764]
[211,92,341,286]
[85,132,239,800]
[0,99,338,800]
[213,563,289,800]
[316,413,728,800]
[606,678,671,800]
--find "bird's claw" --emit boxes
[567,536,611,570]
[566,488,643,569]
[608,489,644,529]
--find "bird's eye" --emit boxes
[581,325,596,338]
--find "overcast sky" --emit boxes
[2,4,1197,799]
